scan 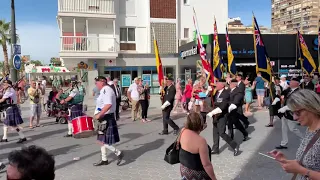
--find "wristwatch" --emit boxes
[304,170,310,179]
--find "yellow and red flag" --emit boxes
[153,28,164,86]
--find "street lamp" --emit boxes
[10,0,17,82]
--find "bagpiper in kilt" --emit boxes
[93,76,124,167]
[58,83,84,138]
[0,80,27,144]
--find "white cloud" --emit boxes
[0,22,59,64]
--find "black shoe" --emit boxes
[64,134,72,138]
[116,152,124,166]
[211,150,219,155]
[234,145,240,156]
[243,136,250,141]
[0,139,8,143]
[17,138,27,144]
[173,130,179,136]
[93,160,109,166]
[159,131,169,135]
[275,145,288,149]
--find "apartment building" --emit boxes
[57,0,227,93]
[271,0,320,34]
[228,17,270,34]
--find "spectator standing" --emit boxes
[184,79,193,113]
[28,81,42,128]
[127,77,141,121]
[173,78,183,113]
[255,72,266,108]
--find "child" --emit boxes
[244,79,256,116]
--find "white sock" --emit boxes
[16,128,25,139]
[104,144,121,156]
[67,123,73,135]
[3,126,8,140]
[101,146,107,161]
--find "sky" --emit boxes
[0,0,271,64]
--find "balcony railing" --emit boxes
[60,36,118,52]
[58,0,114,14]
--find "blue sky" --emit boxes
[0,0,271,63]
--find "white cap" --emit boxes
[280,75,287,78]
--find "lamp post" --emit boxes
[10,0,18,82]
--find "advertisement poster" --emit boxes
[152,74,159,86]
[121,74,131,87]
[142,74,151,86]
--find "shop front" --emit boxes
[179,33,319,81]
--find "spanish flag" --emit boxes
[226,26,236,76]
[153,28,164,86]
[297,30,316,75]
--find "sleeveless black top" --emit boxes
[179,145,212,171]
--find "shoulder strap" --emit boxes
[175,128,186,149]
[299,130,320,163]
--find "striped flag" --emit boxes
[192,8,214,84]
[226,26,236,76]
[213,17,225,80]
[152,28,164,86]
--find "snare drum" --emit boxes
[71,116,94,139]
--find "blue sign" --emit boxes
[142,74,151,86]
[13,55,22,70]
[121,74,131,87]
[313,38,318,51]
[93,61,97,70]
[13,44,21,55]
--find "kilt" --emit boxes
[4,105,24,127]
[97,113,120,145]
[69,104,83,120]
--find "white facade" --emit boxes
[179,0,228,41]
[57,0,228,68]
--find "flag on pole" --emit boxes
[192,8,215,84]
[253,15,272,84]
[297,30,316,75]
[152,27,164,86]
[226,26,236,76]
[213,17,225,80]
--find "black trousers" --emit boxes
[140,100,148,119]
[228,111,248,139]
[237,105,250,125]
[212,115,238,151]
[185,98,191,112]
[116,98,120,120]
[162,106,179,132]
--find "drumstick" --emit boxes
[258,152,275,160]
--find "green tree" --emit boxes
[0,20,11,76]
[50,57,61,66]
[30,60,42,66]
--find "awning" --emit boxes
[236,63,256,66]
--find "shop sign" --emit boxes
[142,74,151,86]
[121,74,131,87]
[279,64,303,77]
[313,38,319,51]
[180,46,198,59]
[221,49,255,55]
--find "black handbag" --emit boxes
[164,129,185,164]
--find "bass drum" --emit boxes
[71,116,95,139]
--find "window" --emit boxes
[184,28,189,39]
[120,27,136,50]
[183,0,189,5]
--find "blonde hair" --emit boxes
[287,89,320,117]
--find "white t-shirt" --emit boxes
[280,80,289,90]
[96,85,116,114]
[3,88,17,104]
[42,80,46,87]
[128,83,139,101]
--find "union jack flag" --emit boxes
[193,8,214,84]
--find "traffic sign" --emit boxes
[13,44,21,55]
[13,55,22,70]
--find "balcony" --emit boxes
[59,36,119,58]
[58,0,115,18]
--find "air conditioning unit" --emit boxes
[179,39,189,46]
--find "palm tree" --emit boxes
[0,20,11,76]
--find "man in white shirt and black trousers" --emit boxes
[159,77,179,136]
[93,76,124,166]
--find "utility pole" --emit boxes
[10,0,18,81]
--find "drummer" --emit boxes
[0,80,27,143]
[93,76,124,166]
[59,81,84,137]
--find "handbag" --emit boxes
[164,129,185,164]
[291,130,320,180]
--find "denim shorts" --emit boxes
[256,89,265,96]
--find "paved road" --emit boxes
[0,96,304,180]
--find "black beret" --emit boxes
[231,79,238,83]
[167,77,174,81]
[4,80,12,86]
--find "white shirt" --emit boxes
[42,80,46,87]
[96,85,116,114]
[69,89,79,98]
[3,88,17,104]
[128,83,139,101]
[280,80,289,90]
[231,87,236,92]
[108,81,114,85]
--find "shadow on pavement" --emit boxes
[48,144,81,156]
[119,139,165,166]
[233,119,305,180]
[55,150,100,170]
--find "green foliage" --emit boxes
[30,60,42,66]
